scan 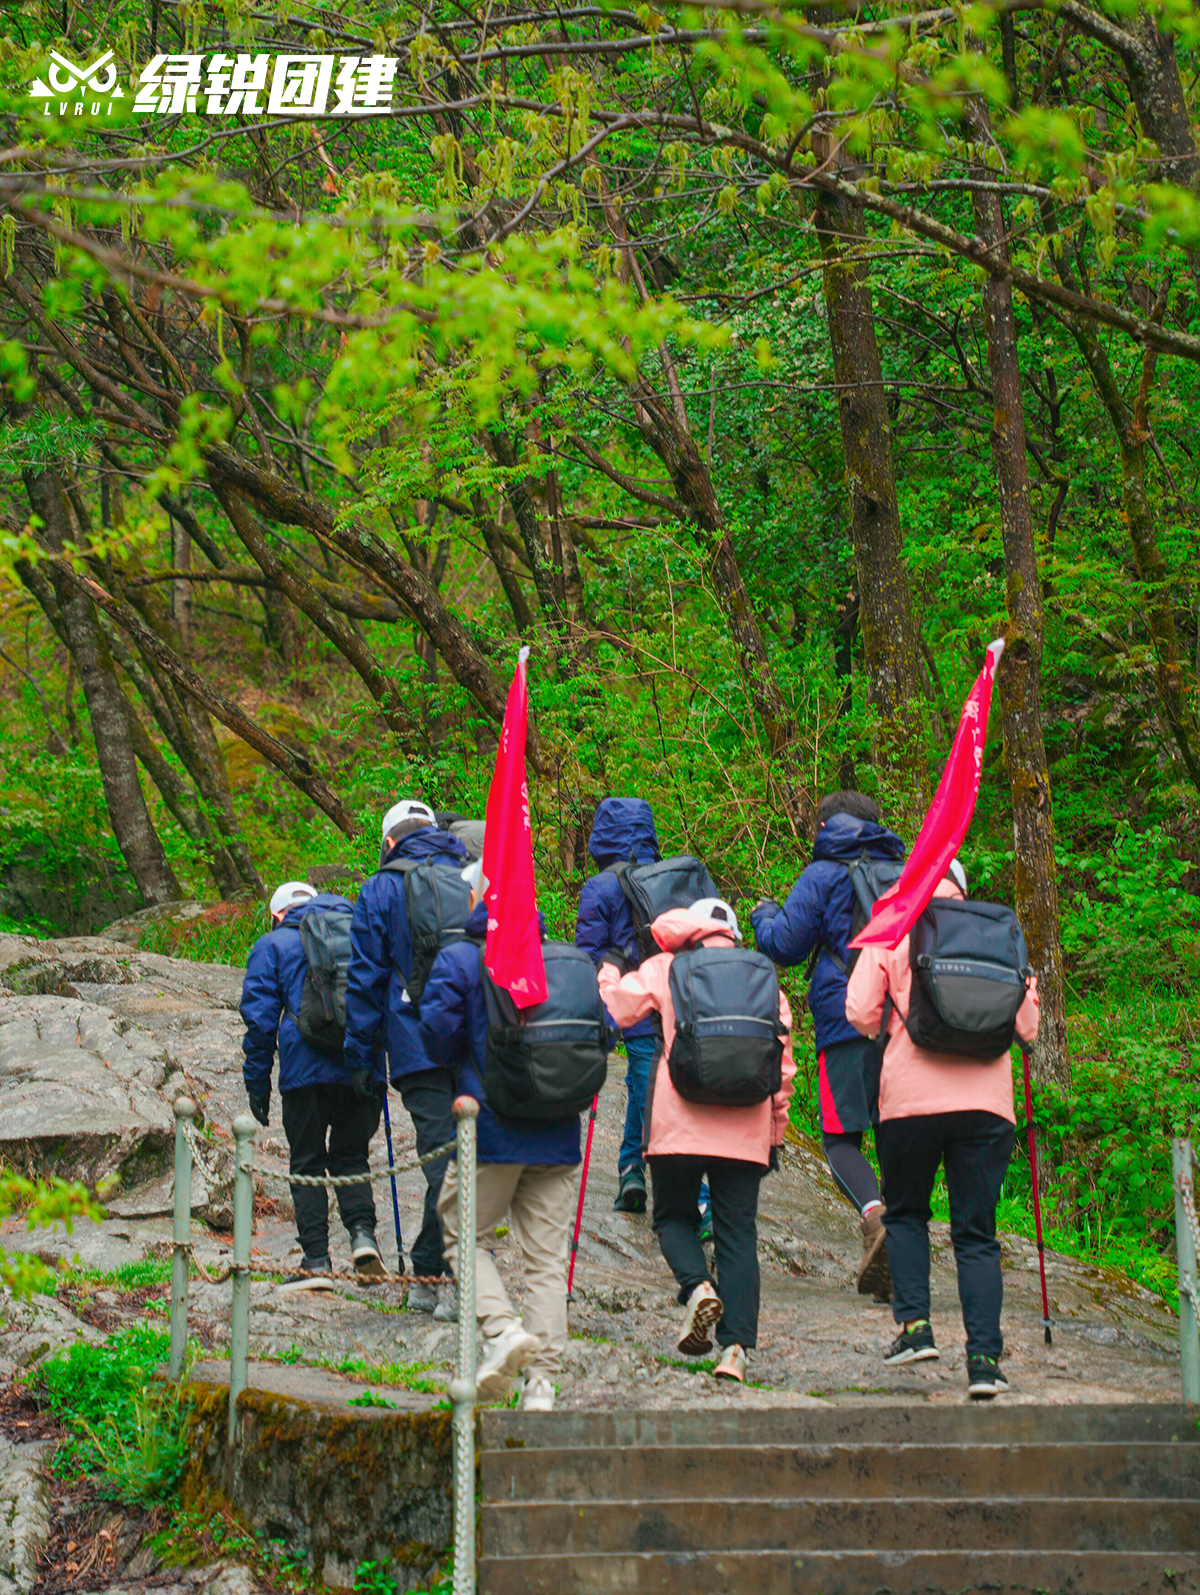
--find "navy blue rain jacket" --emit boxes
[241,894,356,1095]
[344,826,468,1084]
[418,903,581,1166]
[751,813,906,1052]
[574,797,659,1041]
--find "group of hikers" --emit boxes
[241,790,1040,1410]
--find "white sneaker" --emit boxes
[433,1281,459,1322]
[677,1281,722,1355]
[714,1343,747,1383]
[519,1377,555,1413]
[476,1320,539,1400]
[407,1281,438,1313]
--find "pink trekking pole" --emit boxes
[567,1096,599,1302]
[1021,1045,1053,1345]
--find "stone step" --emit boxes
[481,1495,1200,1558]
[477,1549,1200,1595]
[482,1403,1197,1450]
[482,1440,1200,1503]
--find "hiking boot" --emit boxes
[677,1281,723,1355]
[406,1280,438,1313]
[349,1227,386,1283]
[476,1320,539,1400]
[883,1320,939,1366]
[857,1206,892,1299]
[967,1355,1009,1399]
[280,1256,334,1294]
[519,1376,556,1413]
[714,1344,747,1384]
[613,1166,647,1214]
[433,1281,459,1322]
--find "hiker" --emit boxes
[598,899,795,1384]
[845,859,1040,1398]
[420,863,604,1413]
[344,800,469,1320]
[241,880,385,1292]
[751,790,906,1298]
[574,796,663,1214]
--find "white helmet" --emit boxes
[269,880,317,920]
[381,799,436,838]
[946,857,968,894]
[690,897,742,942]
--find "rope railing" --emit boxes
[1174,1138,1200,1406]
[168,1094,479,1595]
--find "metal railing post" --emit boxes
[1174,1138,1200,1406]
[228,1113,256,1444]
[169,1096,196,1381]
[448,1096,479,1595]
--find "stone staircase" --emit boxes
[479,1404,1200,1594]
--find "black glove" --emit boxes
[601,948,629,975]
[351,1067,379,1102]
[754,898,782,920]
[767,1145,780,1174]
[247,1091,270,1127]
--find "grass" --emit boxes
[137,902,265,967]
[319,1354,447,1393]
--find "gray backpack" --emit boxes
[380,857,473,1008]
[612,854,719,959]
[290,908,354,1056]
[906,899,1031,1060]
[667,945,784,1106]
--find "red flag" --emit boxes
[481,647,547,1008]
[851,638,1005,951]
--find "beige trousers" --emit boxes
[438,1160,577,1379]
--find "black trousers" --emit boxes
[281,1083,380,1262]
[875,1110,1015,1361]
[397,1066,456,1279]
[649,1155,765,1350]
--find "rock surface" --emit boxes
[0,1438,50,1595]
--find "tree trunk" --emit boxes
[22,468,180,906]
[812,174,928,820]
[970,137,1070,1090]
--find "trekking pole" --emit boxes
[1020,1044,1053,1345]
[567,1095,599,1302]
[380,1084,405,1271]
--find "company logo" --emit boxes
[30,49,125,115]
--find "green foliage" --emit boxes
[137,904,267,967]
[323,1354,444,1392]
[40,1324,191,1503]
[347,1390,399,1408]
[353,1561,395,1595]
[0,1174,100,1299]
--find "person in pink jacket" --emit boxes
[598,899,796,1385]
[845,862,1040,1398]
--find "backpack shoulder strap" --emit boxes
[379,856,419,877]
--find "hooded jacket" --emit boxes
[241,894,356,1095]
[750,812,906,1052]
[845,877,1040,1123]
[598,908,795,1165]
[574,797,660,1041]
[417,902,581,1166]
[344,825,468,1084]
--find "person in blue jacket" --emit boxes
[751,791,906,1298]
[241,881,384,1292]
[344,800,467,1319]
[574,796,661,1214]
[420,873,580,1414]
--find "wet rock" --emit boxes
[0,1438,51,1595]
[0,996,172,1187]
[100,900,212,947]
[0,1290,99,1379]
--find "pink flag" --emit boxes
[481,647,547,1008]
[850,638,1005,951]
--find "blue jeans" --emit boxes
[619,1033,658,1174]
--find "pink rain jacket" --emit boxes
[597,909,796,1165]
[844,880,1040,1124]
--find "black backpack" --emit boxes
[611,854,719,959]
[479,942,614,1122]
[817,851,907,978]
[667,945,784,1106]
[380,856,473,1009]
[905,899,1031,1060]
[289,908,353,1056]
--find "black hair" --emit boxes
[816,789,882,828]
[385,816,434,846]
